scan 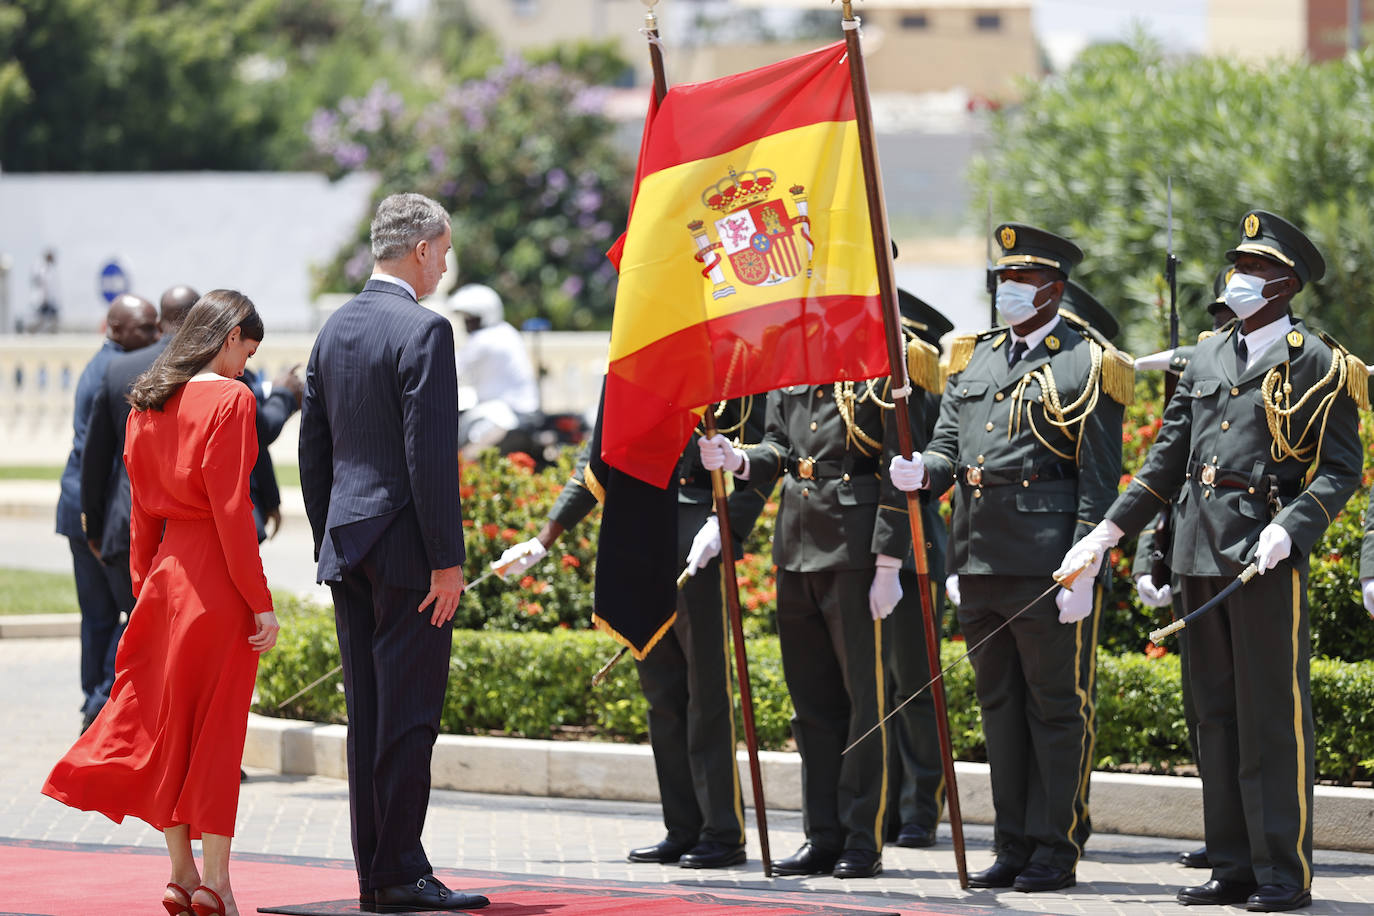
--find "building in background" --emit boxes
[1209,0,1367,62]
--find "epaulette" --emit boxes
[1196,330,1217,342]
[1316,329,1370,410]
[906,338,942,394]
[945,333,979,377]
[1059,310,1135,406]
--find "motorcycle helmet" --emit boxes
[449,284,504,329]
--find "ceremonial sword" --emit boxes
[842,557,1097,756]
[1148,562,1260,643]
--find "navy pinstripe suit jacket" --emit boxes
[299,278,465,588]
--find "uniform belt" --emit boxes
[1185,459,1300,500]
[787,458,879,480]
[962,462,1076,488]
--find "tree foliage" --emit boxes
[308,59,631,329]
[972,36,1374,359]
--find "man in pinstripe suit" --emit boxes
[300,193,488,912]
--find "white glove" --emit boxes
[697,434,745,473]
[868,555,903,620]
[1135,574,1173,608]
[494,537,548,580]
[1362,578,1374,617]
[1055,581,1094,624]
[1253,524,1292,574]
[1055,519,1124,583]
[945,573,961,608]
[888,453,927,491]
[685,516,722,575]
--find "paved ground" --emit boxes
[5,504,1374,914]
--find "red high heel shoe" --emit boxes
[190,885,227,916]
[162,882,193,916]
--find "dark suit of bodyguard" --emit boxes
[891,224,1131,892]
[701,374,927,879]
[300,194,485,912]
[1078,212,1364,912]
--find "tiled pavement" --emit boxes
[5,636,1374,915]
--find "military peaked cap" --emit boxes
[1060,281,1119,341]
[1225,209,1325,287]
[993,223,1084,277]
[898,288,954,351]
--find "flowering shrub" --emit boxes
[308,60,630,330]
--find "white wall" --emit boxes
[0,171,378,333]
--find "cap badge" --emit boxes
[1244,213,1261,238]
[999,226,1016,250]
[1286,330,1304,348]
[1045,335,1060,351]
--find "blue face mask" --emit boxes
[995,278,1053,326]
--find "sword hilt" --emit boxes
[1052,553,1096,590]
[1149,617,1186,643]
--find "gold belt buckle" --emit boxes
[797,457,815,480]
[1200,463,1217,486]
[964,466,983,486]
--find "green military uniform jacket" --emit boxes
[923,315,1128,576]
[1107,318,1364,574]
[742,379,922,573]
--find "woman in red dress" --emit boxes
[43,289,280,916]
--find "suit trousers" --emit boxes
[776,567,888,854]
[634,501,745,847]
[883,568,945,836]
[69,536,127,713]
[958,575,1100,872]
[331,557,453,892]
[1180,566,1314,890]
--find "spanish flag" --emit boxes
[604,41,889,486]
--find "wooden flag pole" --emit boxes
[639,0,773,876]
[839,1,969,888]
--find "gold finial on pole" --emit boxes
[641,0,659,30]
[839,0,856,21]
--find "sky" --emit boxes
[1033,0,1209,69]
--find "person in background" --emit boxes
[57,293,158,730]
[450,283,538,458]
[240,363,304,542]
[27,248,59,332]
[44,289,280,916]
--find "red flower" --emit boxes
[482,523,499,539]
[1145,641,1168,659]
[561,554,581,569]
[524,601,543,616]
[520,576,535,589]
[502,527,519,541]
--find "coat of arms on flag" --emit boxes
[689,169,813,297]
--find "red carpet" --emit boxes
[0,839,959,915]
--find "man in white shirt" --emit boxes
[450,284,539,456]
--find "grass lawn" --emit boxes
[0,567,79,615]
[0,466,62,481]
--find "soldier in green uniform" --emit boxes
[1130,266,1237,873]
[696,369,930,879]
[889,224,1132,892]
[883,290,953,850]
[497,397,772,869]
[1059,211,1365,912]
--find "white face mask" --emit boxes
[995,278,1053,326]
[1224,272,1283,319]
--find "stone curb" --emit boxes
[0,613,80,638]
[243,713,1374,853]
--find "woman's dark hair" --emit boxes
[128,289,264,411]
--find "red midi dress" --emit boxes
[42,377,273,837]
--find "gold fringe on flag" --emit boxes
[592,610,676,661]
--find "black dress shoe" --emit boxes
[679,840,746,869]
[627,837,694,864]
[1246,884,1311,912]
[370,874,489,912]
[967,860,1023,888]
[832,849,882,879]
[772,842,841,876]
[1013,863,1076,892]
[1177,878,1259,906]
[1177,846,1211,869]
[895,823,936,848]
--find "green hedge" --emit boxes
[255,597,1374,784]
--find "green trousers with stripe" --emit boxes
[957,575,1099,873]
[1180,564,1314,890]
[776,567,889,855]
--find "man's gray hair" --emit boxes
[370,193,451,261]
